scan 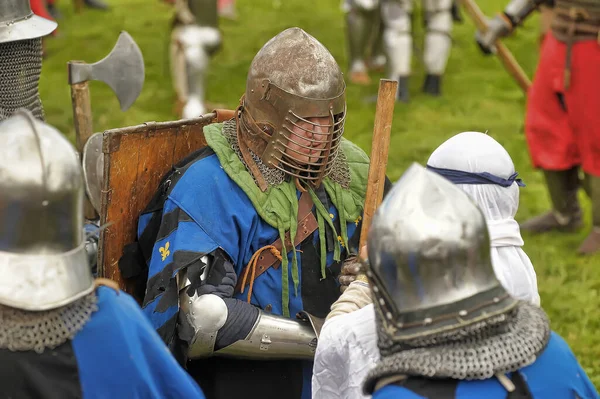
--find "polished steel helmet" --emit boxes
[0,0,57,44]
[238,27,346,190]
[0,110,94,311]
[366,163,517,341]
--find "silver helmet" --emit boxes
[0,0,57,43]
[0,110,94,311]
[366,163,517,343]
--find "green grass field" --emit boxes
[40,0,600,387]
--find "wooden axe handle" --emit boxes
[359,79,398,252]
[460,0,532,93]
[70,80,98,220]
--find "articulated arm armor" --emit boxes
[477,0,551,53]
[504,0,552,26]
[178,257,319,361]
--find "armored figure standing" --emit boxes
[381,0,455,101]
[362,163,598,399]
[477,0,600,254]
[343,0,386,85]
[0,0,57,121]
[170,0,221,118]
[0,110,204,399]
[135,28,370,399]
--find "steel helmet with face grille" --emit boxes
[238,27,346,190]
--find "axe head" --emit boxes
[69,31,145,111]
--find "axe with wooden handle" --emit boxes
[459,0,532,93]
[68,31,145,219]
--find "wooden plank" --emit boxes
[98,114,217,297]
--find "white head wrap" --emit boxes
[427,132,540,306]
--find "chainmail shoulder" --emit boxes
[221,119,351,188]
[0,39,45,121]
[363,302,551,394]
[0,292,99,354]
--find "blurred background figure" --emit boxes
[342,0,386,85]
[170,0,221,118]
[380,0,455,102]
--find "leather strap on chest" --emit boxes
[235,192,318,293]
[551,4,600,89]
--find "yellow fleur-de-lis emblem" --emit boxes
[354,215,363,226]
[337,235,345,248]
[159,242,170,261]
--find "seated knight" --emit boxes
[135,27,375,399]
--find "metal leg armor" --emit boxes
[381,0,413,101]
[170,26,221,118]
[369,16,387,72]
[344,0,381,84]
[422,0,453,95]
[170,0,221,118]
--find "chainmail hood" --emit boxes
[0,292,98,354]
[0,39,45,121]
[363,302,551,394]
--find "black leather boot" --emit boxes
[85,0,109,10]
[423,74,441,96]
[520,167,583,233]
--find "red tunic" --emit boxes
[524,33,600,176]
[29,0,55,22]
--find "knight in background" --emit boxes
[363,163,598,399]
[134,28,374,399]
[343,0,386,85]
[381,0,455,102]
[0,110,205,399]
[477,0,600,254]
[0,0,56,121]
[170,0,221,118]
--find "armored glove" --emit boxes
[339,255,362,292]
[476,14,513,55]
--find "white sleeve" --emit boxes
[312,321,349,399]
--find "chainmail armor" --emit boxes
[364,302,551,394]
[0,292,98,354]
[0,39,45,121]
[222,119,351,188]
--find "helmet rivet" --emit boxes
[378,298,385,306]
[458,310,468,317]
[493,297,500,303]
[372,286,379,293]
[386,312,393,320]
[42,200,49,206]
[423,317,432,325]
